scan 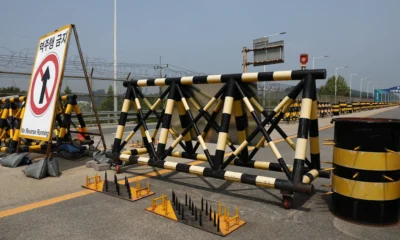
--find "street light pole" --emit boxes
[360,77,370,101]
[367,81,372,100]
[372,83,375,101]
[113,0,118,113]
[312,55,329,69]
[335,66,347,103]
[349,73,359,101]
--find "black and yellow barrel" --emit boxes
[339,101,347,114]
[346,103,353,113]
[332,103,340,116]
[331,118,400,225]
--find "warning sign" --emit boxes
[20,25,72,141]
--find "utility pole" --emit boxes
[154,56,168,78]
[242,47,248,73]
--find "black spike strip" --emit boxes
[114,174,120,195]
[205,201,208,216]
[189,197,191,210]
[185,194,187,206]
[192,202,194,215]
[104,172,108,192]
[125,176,132,199]
[213,211,216,226]
[172,191,175,204]
[199,211,202,226]
[209,206,212,221]
[201,198,204,211]
[217,216,220,232]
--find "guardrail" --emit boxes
[73,111,157,125]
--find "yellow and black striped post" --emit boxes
[156,82,177,158]
[131,86,158,159]
[309,79,320,170]
[332,103,340,116]
[214,80,235,169]
[331,118,400,225]
[292,74,314,184]
[57,95,75,144]
[112,85,133,153]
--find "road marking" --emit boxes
[0,190,93,219]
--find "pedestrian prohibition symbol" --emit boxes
[30,53,60,116]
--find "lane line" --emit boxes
[1,107,395,219]
[0,190,93,219]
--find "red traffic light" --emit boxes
[300,54,308,66]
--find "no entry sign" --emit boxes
[30,53,60,116]
[20,25,72,141]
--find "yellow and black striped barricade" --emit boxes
[352,102,360,112]
[346,102,353,113]
[332,103,340,116]
[331,118,400,225]
[339,102,347,114]
[107,68,329,209]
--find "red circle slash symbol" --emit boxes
[30,53,59,116]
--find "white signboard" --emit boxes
[20,25,72,141]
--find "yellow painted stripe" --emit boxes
[332,174,400,201]
[333,147,400,171]
[0,190,93,218]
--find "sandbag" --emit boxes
[92,150,111,164]
[24,159,48,179]
[47,157,61,177]
[1,153,30,168]
[56,143,86,160]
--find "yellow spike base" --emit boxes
[145,192,246,236]
[145,194,178,221]
[81,173,155,202]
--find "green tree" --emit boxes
[319,75,350,97]
[64,85,72,95]
[0,86,26,97]
[99,85,115,111]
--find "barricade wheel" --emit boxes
[282,196,293,209]
[115,164,121,174]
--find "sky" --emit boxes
[0,0,399,92]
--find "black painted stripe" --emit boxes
[214,150,225,168]
[332,192,399,225]
[220,113,231,133]
[176,163,191,173]
[161,114,172,129]
[192,76,208,84]
[297,118,310,139]
[333,164,399,182]
[304,172,314,182]
[240,173,257,185]
[309,119,318,137]
[235,114,248,131]
[146,79,156,86]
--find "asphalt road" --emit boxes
[0,107,399,240]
